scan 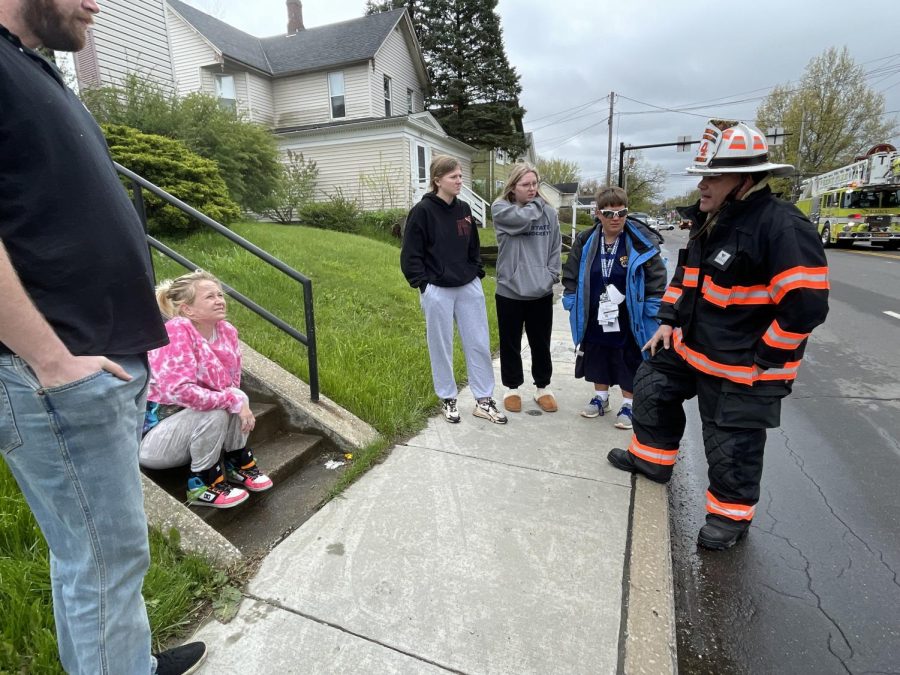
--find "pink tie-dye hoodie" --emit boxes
[147,317,246,413]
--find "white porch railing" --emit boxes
[412,181,489,228]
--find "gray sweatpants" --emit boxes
[420,278,495,400]
[139,408,248,472]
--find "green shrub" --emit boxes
[84,75,281,213]
[102,124,241,234]
[298,190,361,232]
[359,208,407,238]
[558,207,594,228]
[264,150,319,224]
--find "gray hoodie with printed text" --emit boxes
[491,196,562,300]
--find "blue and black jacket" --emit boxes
[561,218,667,358]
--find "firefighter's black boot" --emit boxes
[606,448,670,484]
[697,515,750,551]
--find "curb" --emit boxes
[624,476,678,674]
[240,341,381,452]
[141,474,243,567]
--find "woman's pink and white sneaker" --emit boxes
[226,460,273,492]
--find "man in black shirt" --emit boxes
[0,0,205,672]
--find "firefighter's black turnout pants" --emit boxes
[630,346,790,515]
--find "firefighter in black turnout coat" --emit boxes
[607,119,829,550]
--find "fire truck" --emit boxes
[795,144,900,250]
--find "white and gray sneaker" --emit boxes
[614,404,633,430]
[581,396,611,418]
[441,398,461,423]
[474,397,508,424]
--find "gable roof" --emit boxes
[552,182,580,195]
[167,1,410,76]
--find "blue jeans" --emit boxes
[0,353,154,674]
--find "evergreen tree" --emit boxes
[367,0,525,155]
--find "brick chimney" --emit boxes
[287,0,304,33]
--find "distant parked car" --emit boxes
[659,221,676,231]
[630,212,654,228]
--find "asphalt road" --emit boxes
[658,227,900,674]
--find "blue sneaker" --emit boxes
[581,396,611,418]
[614,405,633,430]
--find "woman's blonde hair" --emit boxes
[429,154,461,193]
[499,162,541,203]
[155,270,222,320]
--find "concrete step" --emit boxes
[248,401,280,447]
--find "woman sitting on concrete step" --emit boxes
[139,270,273,508]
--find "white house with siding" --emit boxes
[73,0,483,216]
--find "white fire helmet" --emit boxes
[686,119,794,176]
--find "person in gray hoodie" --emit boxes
[491,163,562,413]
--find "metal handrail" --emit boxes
[115,162,319,401]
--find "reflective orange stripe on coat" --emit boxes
[706,490,755,521]
[673,329,801,385]
[701,278,771,308]
[662,286,682,304]
[628,436,678,466]
[761,320,810,350]
[682,267,700,288]
[768,266,829,303]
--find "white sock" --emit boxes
[535,387,552,397]
[622,397,633,407]
[594,390,609,402]
[505,388,519,398]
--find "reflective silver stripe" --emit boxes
[629,443,677,464]
[682,268,699,287]
[763,324,807,349]
[757,363,799,379]
[701,278,730,306]
[675,343,754,384]
[663,287,682,303]
[707,498,755,518]
[730,288,771,302]
[769,270,828,301]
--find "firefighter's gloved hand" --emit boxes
[643,325,674,356]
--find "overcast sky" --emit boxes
[184,0,900,199]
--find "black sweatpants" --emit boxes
[495,293,554,389]
[628,347,789,521]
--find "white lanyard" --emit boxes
[600,236,620,281]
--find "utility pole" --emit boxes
[794,110,806,199]
[605,92,615,186]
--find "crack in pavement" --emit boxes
[775,426,900,592]
[754,523,854,674]
[761,446,855,673]
[242,592,468,674]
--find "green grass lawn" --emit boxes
[0,462,228,672]
[0,220,501,668]
[152,222,499,438]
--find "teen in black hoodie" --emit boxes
[401,155,506,425]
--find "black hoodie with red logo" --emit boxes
[401,192,485,291]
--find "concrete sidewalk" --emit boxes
[192,292,676,674]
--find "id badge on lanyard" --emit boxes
[597,237,625,332]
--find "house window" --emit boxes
[328,71,345,118]
[384,75,392,117]
[215,74,236,112]
[407,88,414,114]
[416,144,427,183]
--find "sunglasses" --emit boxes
[599,208,628,219]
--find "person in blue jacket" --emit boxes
[562,186,667,429]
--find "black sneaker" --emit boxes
[154,641,207,675]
